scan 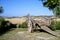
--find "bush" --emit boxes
[51,21,60,30]
[18,22,28,28]
[0,18,16,35]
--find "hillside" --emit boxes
[4,16,60,24]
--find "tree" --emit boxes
[54,6,60,17]
[40,0,60,17]
[0,6,3,13]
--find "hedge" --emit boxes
[51,21,60,30]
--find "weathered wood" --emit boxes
[27,14,32,32]
[33,20,60,37]
[41,26,60,37]
[27,15,60,37]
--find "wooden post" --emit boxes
[27,14,32,32]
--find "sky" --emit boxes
[0,0,53,17]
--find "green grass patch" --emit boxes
[0,28,60,40]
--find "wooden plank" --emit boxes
[41,26,60,37]
[32,20,60,37]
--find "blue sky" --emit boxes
[0,0,53,17]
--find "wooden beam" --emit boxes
[27,14,32,32]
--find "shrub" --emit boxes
[18,22,28,28]
[0,18,16,35]
[51,21,60,30]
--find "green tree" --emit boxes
[0,6,3,13]
[40,0,60,17]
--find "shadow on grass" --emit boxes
[0,28,16,36]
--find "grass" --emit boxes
[0,28,60,40]
[0,28,27,40]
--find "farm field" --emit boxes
[0,28,60,40]
[5,17,27,24]
[5,17,60,24]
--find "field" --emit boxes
[5,17,60,24]
[5,17,27,24]
[0,28,60,40]
[0,17,60,40]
